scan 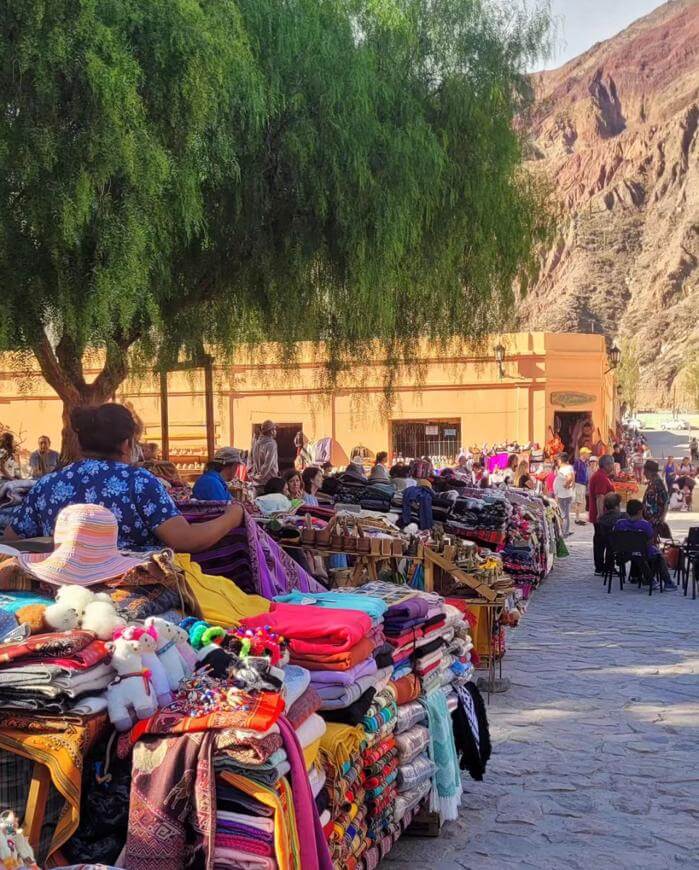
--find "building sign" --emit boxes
[550,391,596,408]
[425,425,439,435]
[443,428,457,437]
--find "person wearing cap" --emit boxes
[642,459,669,539]
[251,420,279,492]
[192,448,242,502]
[572,447,592,525]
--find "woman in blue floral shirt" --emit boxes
[4,404,242,552]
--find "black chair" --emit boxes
[607,530,662,596]
[679,527,699,599]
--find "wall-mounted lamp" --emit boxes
[494,343,506,380]
[605,342,621,374]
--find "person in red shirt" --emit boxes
[590,455,616,573]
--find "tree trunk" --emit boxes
[57,382,122,463]
[30,330,134,463]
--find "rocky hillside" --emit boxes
[519,0,699,406]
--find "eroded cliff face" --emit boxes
[519,0,699,404]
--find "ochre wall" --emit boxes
[0,333,616,461]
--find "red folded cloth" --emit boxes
[0,630,95,666]
[241,603,372,655]
[10,639,110,671]
[391,673,421,706]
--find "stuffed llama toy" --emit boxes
[106,633,157,731]
[144,616,188,690]
[172,624,197,676]
[127,625,173,707]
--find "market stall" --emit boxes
[0,470,563,869]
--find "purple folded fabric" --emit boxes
[308,657,377,687]
[384,616,426,634]
[386,597,429,621]
[216,819,273,842]
[315,670,379,702]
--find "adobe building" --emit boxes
[0,333,618,471]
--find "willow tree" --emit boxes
[0,0,553,456]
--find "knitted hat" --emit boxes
[19,504,150,587]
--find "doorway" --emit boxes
[252,423,302,473]
[553,412,593,456]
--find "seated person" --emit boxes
[29,435,60,479]
[593,491,627,574]
[369,452,391,483]
[389,463,416,493]
[283,469,305,508]
[613,499,676,590]
[3,403,243,552]
[302,466,324,506]
[255,477,292,515]
[192,447,242,502]
[668,484,685,512]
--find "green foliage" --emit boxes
[0,0,553,395]
[617,336,641,414]
[682,359,699,412]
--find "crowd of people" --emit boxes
[2,410,696,594]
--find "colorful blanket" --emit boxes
[125,731,215,870]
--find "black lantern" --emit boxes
[494,343,506,380]
[608,343,621,370]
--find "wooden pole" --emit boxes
[159,371,170,460]
[204,358,215,461]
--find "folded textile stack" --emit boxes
[241,602,374,674]
[437,603,475,711]
[446,492,510,548]
[283,665,326,772]
[0,630,113,712]
[261,593,393,726]
[393,722,434,824]
[318,722,367,868]
[123,660,332,870]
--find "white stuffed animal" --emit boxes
[81,600,127,640]
[173,624,197,676]
[54,584,111,615]
[106,635,157,731]
[144,616,188,690]
[137,626,173,707]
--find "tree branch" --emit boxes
[30,330,82,403]
[90,326,142,398]
[55,333,87,390]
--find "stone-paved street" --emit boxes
[386,514,699,869]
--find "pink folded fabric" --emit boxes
[241,603,371,655]
[214,833,272,858]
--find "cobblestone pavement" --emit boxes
[386,515,699,869]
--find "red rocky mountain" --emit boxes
[519,0,698,404]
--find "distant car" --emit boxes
[660,418,691,431]
[625,417,643,431]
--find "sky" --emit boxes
[533,0,666,70]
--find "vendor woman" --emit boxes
[3,403,243,551]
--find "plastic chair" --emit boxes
[608,530,661,596]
